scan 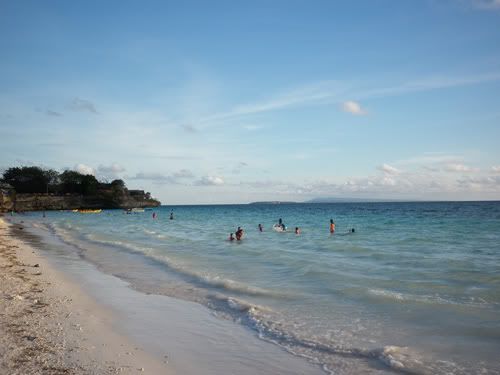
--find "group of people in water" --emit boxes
[152,210,174,220]
[228,218,355,241]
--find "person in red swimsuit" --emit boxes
[330,219,335,234]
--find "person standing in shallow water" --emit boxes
[258,224,263,232]
[278,218,285,231]
[169,211,174,220]
[235,227,244,240]
[330,219,335,234]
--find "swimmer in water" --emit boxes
[229,233,235,241]
[295,227,301,235]
[278,218,286,231]
[169,211,174,220]
[330,219,335,234]
[235,227,244,240]
[258,223,263,232]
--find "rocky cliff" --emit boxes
[0,189,160,212]
[0,183,15,213]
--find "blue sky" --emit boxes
[1,0,500,203]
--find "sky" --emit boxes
[1,0,500,204]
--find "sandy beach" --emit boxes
[0,214,327,375]
[0,217,171,374]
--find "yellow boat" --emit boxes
[73,209,102,214]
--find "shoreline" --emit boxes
[0,217,171,374]
[1,215,326,375]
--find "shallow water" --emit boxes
[16,202,500,374]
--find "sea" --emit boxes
[14,202,500,374]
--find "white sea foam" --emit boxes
[367,288,494,308]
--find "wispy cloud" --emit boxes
[341,101,367,115]
[469,0,500,10]
[129,172,178,184]
[128,169,195,185]
[378,164,401,175]
[359,72,500,100]
[69,97,98,114]
[172,169,194,178]
[46,109,62,117]
[195,71,500,126]
[194,176,224,186]
[180,123,197,133]
[231,162,248,174]
[199,80,344,125]
[445,163,479,173]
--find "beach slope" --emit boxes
[0,217,171,374]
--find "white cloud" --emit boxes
[74,163,95,175]
[195,176,224,186]
[341,101,366,115]
[445,163,479,173]
[491,166,500,173]
[97,163,126,180]
[378,164,401,175]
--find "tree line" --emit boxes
[1,166,126,195]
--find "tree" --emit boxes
[60,170,99,195]
[2,166,50,193]
[110,179,125,188]
[43,169,60,193]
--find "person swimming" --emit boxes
[228,233,235,241]
[258,223,263,232]
[330,219,335,234]
[278,218,286,231]
[338,228,356,236]
[235,226,244,240]
[295,227,301,235]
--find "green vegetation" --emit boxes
[2,166,128,196]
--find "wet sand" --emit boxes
[0,217,171,374]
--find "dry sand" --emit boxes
[0,217,171,374]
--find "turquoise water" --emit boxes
[21,202,500,374]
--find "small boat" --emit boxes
[126,208,145,213]
[74,209,102,214]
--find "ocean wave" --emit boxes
[55,231,291,299]
[206,294,451,375]
[367,288,494,308]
